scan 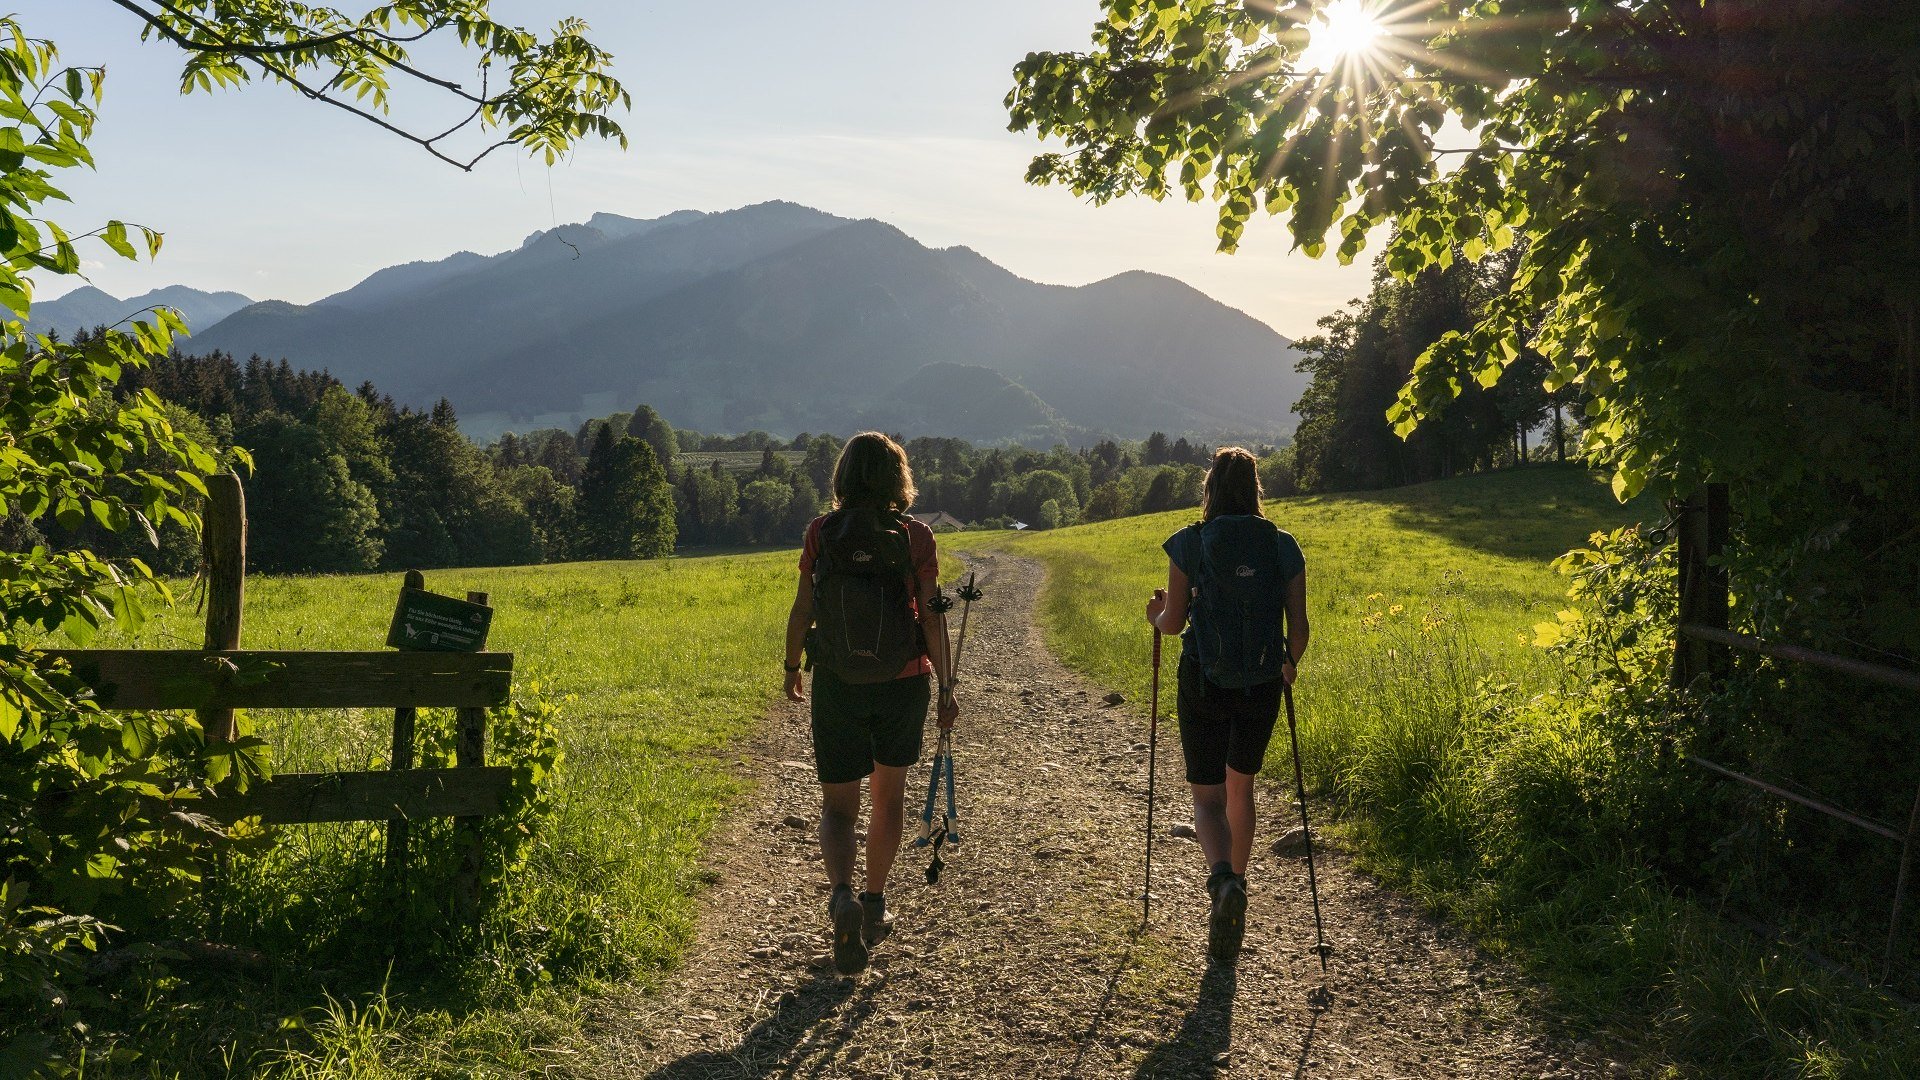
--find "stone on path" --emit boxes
[1272,825,1312,853]
[1103,691,1125,706]
[1169,822,1199,839]
[783,814,810,830]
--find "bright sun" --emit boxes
[1300,0,1386,71]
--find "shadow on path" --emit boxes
[643,968,868,1080]
[1133,963,1236,1078]
[1066,926,1143,1078]
[1290,999,1325,1080]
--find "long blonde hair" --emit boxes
[831,432,917,512]
[1200,446,1264,521]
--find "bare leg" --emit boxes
[1224,767,1257,875]
[1191,782,1230,870]
[820,780,862,889]
[865,764,909,894]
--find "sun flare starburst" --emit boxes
[1300,0,1386,72]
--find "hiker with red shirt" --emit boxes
[783,432,959,974]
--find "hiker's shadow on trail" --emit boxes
[1132,963,1236,1079]
[643,968,872,1080]
[1066,928,1142,1078]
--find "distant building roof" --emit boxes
[911,511,970,530]
[1008,520,1029,531]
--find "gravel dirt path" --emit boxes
[587,553,1606,1079]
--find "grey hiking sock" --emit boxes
[859,891,894,946]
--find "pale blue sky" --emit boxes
[23,0,1375,339]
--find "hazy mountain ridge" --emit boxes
[186,202,1304,442]
[27,284,253,338]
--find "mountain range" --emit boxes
[29,284,253,339]
[178,202,1306,443]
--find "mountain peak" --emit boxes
[584,209,705,239]
[50,284,117,304]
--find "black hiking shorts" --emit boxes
[1176,655,1283,785]
[810,669,930,784]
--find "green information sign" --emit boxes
[386,587,492,652]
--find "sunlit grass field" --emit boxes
[109,544,968,1074]
[949,463,1637,788]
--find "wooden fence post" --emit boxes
[200,472,245,743]
[1673,483,1731,688]
[384,569,426,882]
[1704,483,1730,679]
[453,590,490,922]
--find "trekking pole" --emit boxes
[917,730,957,883]
[922,582,956,852]
[1283,682,1333,973]
[1144,629,1162,923]
[949,572,983,680]
[915,743,943,847]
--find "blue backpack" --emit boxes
[1192,515,1291,689]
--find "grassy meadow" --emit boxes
[107,553,804,1075]
[951,463,1629,786]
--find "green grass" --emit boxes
[102,553,804,1075]
[969,464,1920,1079]
[950,463,1631,763]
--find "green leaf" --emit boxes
[101,220,136,259]
[0,126,23,172]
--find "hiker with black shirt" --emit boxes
[784,432,960,975]
[1146,446,1310,964]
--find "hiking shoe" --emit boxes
[860,892,894,947]
[1208,874,1248,965]
[829,887,868,975]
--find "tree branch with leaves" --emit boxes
[0,4,629,1066]
[106,0,630,169]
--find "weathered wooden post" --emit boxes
[200,472,246,743]
[384,569,427,880]
[1673,483,1731,687]
[453,589,490,922]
